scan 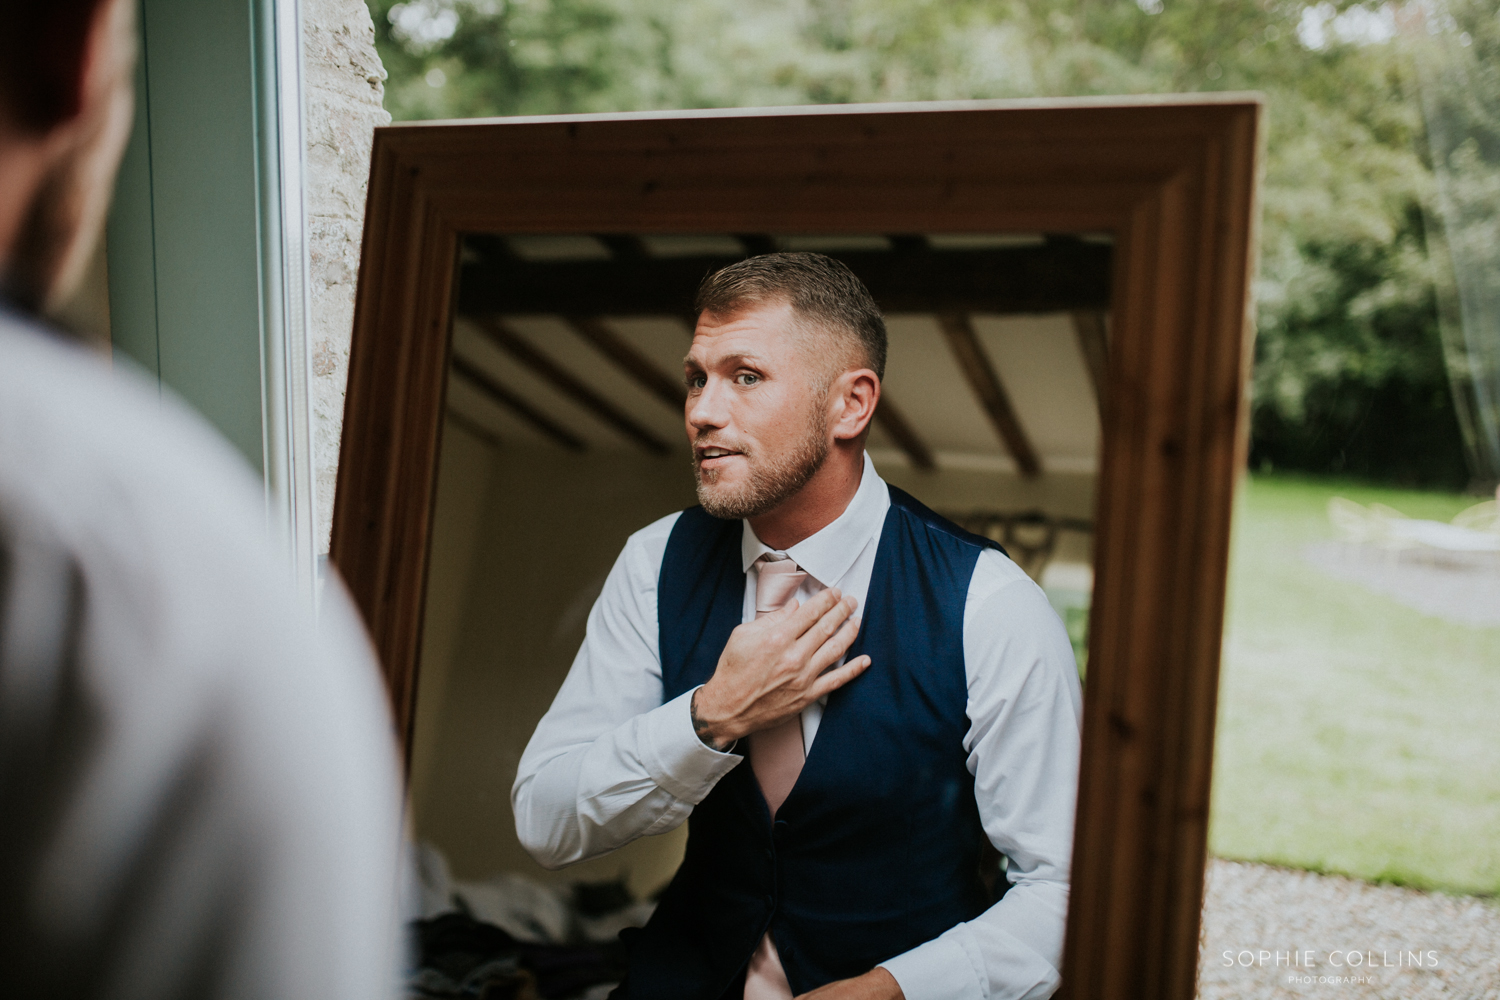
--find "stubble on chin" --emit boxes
[693,414,829,521]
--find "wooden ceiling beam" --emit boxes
[458,240,1110,317]
[566,316,687,412]
[449,355,586,452]
[1072,309,1110,420]
[873,394,935,470]
[473,316,673,456]
[938,313,1042,477]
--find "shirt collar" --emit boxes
[740,451,890,586]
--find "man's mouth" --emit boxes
[695,446,744,468]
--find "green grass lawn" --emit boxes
[1208,473,1500,896]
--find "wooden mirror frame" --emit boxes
[331,97,1261,1000]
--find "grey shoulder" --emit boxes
[0,319,268,530]
[0,318,298,650]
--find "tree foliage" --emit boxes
[367,0,1481,487]
[1410,0,1500,486]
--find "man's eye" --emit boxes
[735,373,760,386]
[686,374,706,389]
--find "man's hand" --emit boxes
[691,588,870,746]
[796,968,905,1000]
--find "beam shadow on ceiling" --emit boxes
[1072,310,1110,421]
[938,313,1042,477]
[449,353,587,452]
[471,316,673,456]
[873,396,936,471]
[566,316,688,412]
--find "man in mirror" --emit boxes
[513,253,1082,1000]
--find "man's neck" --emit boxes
[747,444,865,550]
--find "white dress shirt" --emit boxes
[0,310,404,998]
[513,452,1082,1000]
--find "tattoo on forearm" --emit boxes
[691,688,733,752]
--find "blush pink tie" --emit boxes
[744,555,809,1000]
[749,556,810,818]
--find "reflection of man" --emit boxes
[0,1,401,995]
[514,254,1081,1000]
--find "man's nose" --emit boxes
[687,377,729,433]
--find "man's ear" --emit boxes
[5,0,135,314]
[830,368,880,443]
[73,0,135,135]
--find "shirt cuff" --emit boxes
[879,933,984,1000]
[640,686,743,804]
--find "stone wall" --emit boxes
[302,0,389,552]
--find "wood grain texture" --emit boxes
[938,312,1043,477]
[1062,104,1261,1000]
[328,97,1261,1000]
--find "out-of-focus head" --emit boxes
[0,0,135,315]
[685,253,885,520]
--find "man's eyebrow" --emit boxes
[683,352,766,368]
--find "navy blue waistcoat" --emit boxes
[615,486,1002,999]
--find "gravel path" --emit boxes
[1198,860,1500,999]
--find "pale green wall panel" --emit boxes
[108,0,267,473]
[106,38,161,382]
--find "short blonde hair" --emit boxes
[694,252,887,379]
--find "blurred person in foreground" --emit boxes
[0,1,404,997]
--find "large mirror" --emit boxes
[411,231,1106,996]
[331,99,1260,1000]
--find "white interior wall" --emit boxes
[410,419,498,811]
[410,441,699,895]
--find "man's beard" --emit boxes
[694,406,830,520]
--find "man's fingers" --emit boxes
[806,613,861,676]
[809,655,871,700]
[793,594,857,660]
[781,586,842,636]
